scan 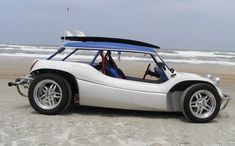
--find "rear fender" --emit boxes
[30,69,79,102]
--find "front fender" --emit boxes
[168,72,222,96]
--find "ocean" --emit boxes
[0,44,235,66]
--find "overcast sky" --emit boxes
[0,0,234,51]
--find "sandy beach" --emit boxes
[0,57,234,146]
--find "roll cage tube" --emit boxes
[105,51,118,68]
[150,54,170,81]
[154,52,174,73]
[47,47,65,60]
[90,50,108,74]
[90,50,101,65]
[150,54,164,69]
[62,49,78,61]
[100,51,107,74]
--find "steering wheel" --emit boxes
[143,63,151,80]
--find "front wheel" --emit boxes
[28,73,72,115]
[181,84,221,123]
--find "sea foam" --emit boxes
[0,44,234,66]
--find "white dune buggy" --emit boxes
[9,36,231,123]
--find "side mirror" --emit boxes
[169,68,175,73]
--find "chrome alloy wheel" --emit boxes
[189,90,216,119]
[33,79,63,110]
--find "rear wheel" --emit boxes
[181,84,221,123]
[28,73,72,115]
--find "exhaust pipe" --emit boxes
[8,76,33,97]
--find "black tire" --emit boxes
[28,73,72,115]
[181,83,221,123]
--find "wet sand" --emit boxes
[0,57,234,146]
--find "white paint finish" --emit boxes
[167,91,182,111]
[78,79,168,111]
[31,60,216,93]
[30,59,224,111]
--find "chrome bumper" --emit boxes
[220,94,231,110]
[8,74,33,97]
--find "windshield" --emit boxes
[153,52,175,73]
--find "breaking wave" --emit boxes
[0,44,235,66]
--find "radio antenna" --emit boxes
[63,0,70,42]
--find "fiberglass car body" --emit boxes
[9,36,231,123]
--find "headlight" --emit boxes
[206,74,220,86]
[206,74,212,79]
[214,77,220,86]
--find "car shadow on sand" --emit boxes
[63,104,189,122]
[19,104,220,123]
